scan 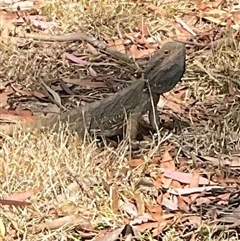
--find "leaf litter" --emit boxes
[0,0,240,240]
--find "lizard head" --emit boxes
[144,41,186,94]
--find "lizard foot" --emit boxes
[130,140,140,151]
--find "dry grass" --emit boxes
[0,0,239,240]
[0,129,162,240]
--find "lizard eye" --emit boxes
[164,50,169,55]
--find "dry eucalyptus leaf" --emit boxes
[42,83,65,109]
[63,78,107,88]
[0,93,8,108]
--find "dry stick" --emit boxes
[17,32,137,67]
[175,38,236,49]
[22,33,236,50]
[20,32,106,46]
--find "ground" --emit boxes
[0,0,240,240]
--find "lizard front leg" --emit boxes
[126,111,142,150]
[127,111,141,141]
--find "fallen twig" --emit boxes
[175,38,237,49]
[16,32,139,68]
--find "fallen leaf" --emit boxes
[156,194,163,205]
[74,230,97,239]
[203,16,226,26]
[174,88,187,99]
[181,195,192,205]
[152,220,170,237]
[197,2,210,11]
[13,16,25,26]
[147,204,162,214]
[217,193,231,201]
[95,225,135,241]
[146,205,163,222]
[0,81,8,90]
[188,216,202,225]
[32,215,92,233]
[124,33,135,43]
[162,195,178,210]
[0,108,32,117]
[136,36,151,46]
[221,178,240,184]
[59,79,75,95]
[146,4,167,16]
[87,43,98,55]
[153,177,164,189]
[181,215,202,225]
[111,186,119,213]
[182,14,198,28]
[159,175,172,189]
[88,66,97,77]
[108,38,126,53]
[11,1,33,10]
[173,22,193,39]
[0,10,16,36]
[122,202,138,217]
[201,155,240,168]
[205,9,227,15]
[162,168,216,185]
[134,193,145,215]
[102,180,111,194]
[160,97,183,113]
[0,9,16,20]
[0,108,34,123]
[157,95,166,108]
[0,199,31,206]
[169,186,225,195]
[0,84,14,94]
[130,213,154,225]
[160,149,175,169]
[11,85,45,98]
[28,15,58,29]
[133,221,159,233]
[177,196,190,211]
[59,204,77,214]
[137,21,150,36]
[62,78,107,88]
[0,93,8,108]
[159,150,176,189]
[63,53,89,65]
[128,45,155,59]
[128,158,144,167]
[175,17,197,37]
[0,0,21,4]
[195,197,211,206]
[190,169,200,201]
[6,186,43,201]
[42,83,63,108]
[232,11,240,25]
[171,180,182,189]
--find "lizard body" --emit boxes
[0,42,186,139]
[53,78,157,139]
